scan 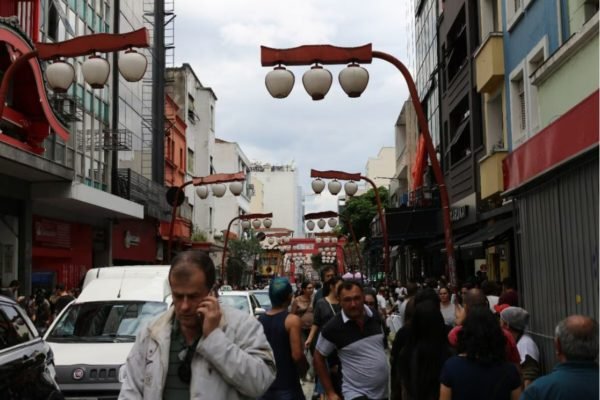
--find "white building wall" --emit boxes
[365,147,396,190]
[213,140,252,239]
[249,163,301,237]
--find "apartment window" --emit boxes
[506,0,524,30]
[209,207,213,233]
[210,105,215,130]
[187,94,197,123]
[484,90,505,153]
[48,2,59,41]
[509,64,526,146]
[180,148,183,169]
[526,37,548,134]
[480,0,501,37]
[187,149,194,173]
[210,156,215,174]
[445,7,468,85]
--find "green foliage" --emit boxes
[339,186,389,240]
[226,235,263,286]
[191,226,208,242]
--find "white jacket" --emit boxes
[118,306,276,400]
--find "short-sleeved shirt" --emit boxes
[440,355,521,400]
[316,306,389,400]
[521,361,599,400]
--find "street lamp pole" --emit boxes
[0,28,149,119]
[166,171,246,263]
[261,44,457,286]
[304,210,365,274]
[221,212,273,283]
[310,169,389,282]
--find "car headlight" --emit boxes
[118,364,127,383]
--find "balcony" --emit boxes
[474,33,504,93]
[115,168,172,221]
[479,150,508,199]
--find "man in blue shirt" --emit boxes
[521,314,598,400]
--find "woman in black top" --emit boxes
[440,306,522,400]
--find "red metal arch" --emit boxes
[0,25,70,153]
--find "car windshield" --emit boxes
[219,295,249,313]
[47,301,167,343]
[253,292,271,308]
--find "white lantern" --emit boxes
[306,220,315,231]
[311,178,326,194]
[118,49,147,82]
[328,180,342,195]
[315,237,322,244]
[46,60,75,93]
[338,62,369,98]
[344,181,359,196]
[252,219,262,229]
[82,55,110,89]
[212,183,226,198]
[323,236,331,243]
[302,64,332,101]
[241,220,251,230]
[317,219,326,229]
[328,218,338,228]
[263,218,272,228]
[229,181,243,196]
[268,237,275,245]
[331,237,338,243]
[265,65,295,99]
[284,236,290,243]
[196,186,209,199]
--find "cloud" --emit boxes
[175,0,414,210]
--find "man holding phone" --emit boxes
[119,250,276,400]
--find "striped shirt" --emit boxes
[316,306,389,399]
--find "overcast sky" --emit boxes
[174,0,414,212]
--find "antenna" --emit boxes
[117,269,126,299]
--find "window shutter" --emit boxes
[518,80,526,132]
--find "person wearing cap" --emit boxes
[521,315,598,400]
[500,307,540,387]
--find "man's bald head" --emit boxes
[555,315,599,362]
[464,288,488,311]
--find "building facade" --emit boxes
[501,0,598,371]
[249,162,302,237]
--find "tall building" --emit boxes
[249,162,302,237]
[167,63,218,242]
[365,147,396,190]
[500,0,598,370]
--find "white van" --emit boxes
[43,265,171,399]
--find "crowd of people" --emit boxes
[0,279,78,333]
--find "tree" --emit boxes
[339,186,389,240]
[226,235,263,286]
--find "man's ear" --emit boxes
[554,337,562,355]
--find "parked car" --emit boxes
[0,294,63,399]
[44,265,172,400]
[218,290,266,317]
[251,290,272,311]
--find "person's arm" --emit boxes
[290,298,299,315]
[197,301,276,398]
[118,330,148,400]
[521,355,540,387]
[511,386,522,400]
[305,324,318,349]
[439,384,452,400]
[314,348,340,400]
[286,314,308,377]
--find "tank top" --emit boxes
[258,311,303,392]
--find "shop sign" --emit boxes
[124,230,141,248]
[34,218,71,248]
[450,205,468,222]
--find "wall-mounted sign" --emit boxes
[450,205,468,222]
[124,230,141,248]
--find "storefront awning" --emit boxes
[453,218,513,250]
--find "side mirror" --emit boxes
[254,307,266,316]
